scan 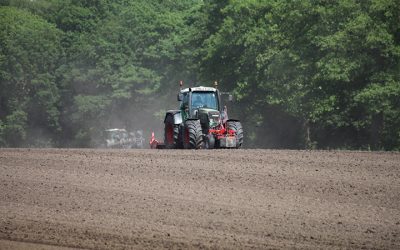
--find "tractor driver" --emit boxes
[192,95,203,108]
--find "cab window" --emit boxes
[180,93,189,109]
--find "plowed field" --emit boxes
[0,149,399,249]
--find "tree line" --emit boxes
[0,0,399,150]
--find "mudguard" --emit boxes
[164,110,183,125]
[226,119,240,123]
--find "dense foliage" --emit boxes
[0,0,399,150]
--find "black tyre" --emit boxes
[164,114,179,149]
[183,119,204,149]
[227,121,243,148]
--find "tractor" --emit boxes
[102,129,145,149]
[152,82,243,149]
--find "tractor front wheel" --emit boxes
[183,120,204,149]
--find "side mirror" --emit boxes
[228,94,233,102]
[177,93,183,101]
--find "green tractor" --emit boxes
[152,83,243,149]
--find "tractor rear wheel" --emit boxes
[164,114,179,149]
[183,120,204,149]
[227,121,243,148]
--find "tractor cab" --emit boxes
[178,86,222,122]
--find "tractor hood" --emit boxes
[198,108,221,128]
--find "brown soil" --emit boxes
[0,149,399,249]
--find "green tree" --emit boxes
[195,0,400,150]
[58,0,201,146]
[0,6,63,146]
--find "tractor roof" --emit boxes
[105,128,127,132]
[180,86,217,93]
